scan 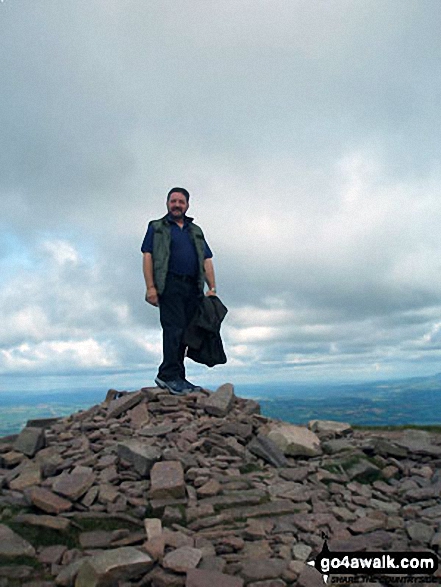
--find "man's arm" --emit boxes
[143,252,159,306]
[204,258,217,296]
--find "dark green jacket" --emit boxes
[150,215,206,295]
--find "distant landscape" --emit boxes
[0,373,440,437]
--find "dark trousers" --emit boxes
[157,273,201,381]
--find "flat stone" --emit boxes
[247,434,288,467]
[322,438,354,454]
[0,524,36,558]
[13,427,45,457]
[196,478,221,497]
[420,504,441,518]
[247,581,287,587]
[35,446,64,477]
[349,516,386,534]
[144,518,163,540]
[346,459,381,482]
[128,402,150,429]
[308,420,352,436]
[394,430,441,457]
[107,391,144,419]
[292,544,312,562]
[186,569,244,587]
[75,547,154,587]
[1,451,24,467]
[204,383,235,417]
[14,513,70,531]
[297,564,324,587]
[26,417,60,429]
[117,440,161,476]
[138,422,177,437]
[406,522,435,543]
[267,424,321,457]
[9,463,41,490]
[163,546,202,573]
[149,460,186,499]
[218,421,253,440]
[240,558,288,582]
[27,486,72,514]
[52,467,96,501]
[79,531,114,549]
[37,544,67,565]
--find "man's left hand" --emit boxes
[205,289,217,297]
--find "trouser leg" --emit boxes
[157,276,200,381]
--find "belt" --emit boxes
[168,272,197,283]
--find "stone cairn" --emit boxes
[0,383,440,587]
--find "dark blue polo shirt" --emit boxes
[141,214,213,277]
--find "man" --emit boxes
[141,187,217,395]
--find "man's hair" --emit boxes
[167,187,190,202]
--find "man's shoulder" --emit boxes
[149,216,169,229]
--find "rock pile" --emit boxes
[0,383,440,587]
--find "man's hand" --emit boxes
[145,286,159,307]
[205,289,217,297]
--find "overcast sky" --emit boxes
[1,0,441,394]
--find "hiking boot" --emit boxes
[154,377,191,396]
[184,379,203,392]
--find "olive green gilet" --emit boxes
[150,215,206,295]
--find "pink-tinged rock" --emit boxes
[149,461,186,499]
[349,516,386,534]
[144,535,165,560]
[186,569,244,587]
[107,391,144,419]
[128,402,150,429]
[9,463,41,490]
[38,544,68,565]
[144,518,163,540]
[27,486,72,514]
[75,546,153,587]
[240,559,288,582]
[52,467,96,501]
[163,546,202,573]
[196,478,221,497]
[0,523,36,558]
[267,424,321,457]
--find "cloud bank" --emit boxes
[1,0,441,391]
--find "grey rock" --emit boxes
[322,438,354,454]
[204,383,235,417]
[75,547,153,587]
[186,569,244,587]
[163,546,202,573]
[346,459,381,482]
[267,423,321,457]
[0,524,36,558]
[247,434,288,467]
[14,427,45,457]
[308,419,352,436]
[240,558,288,582]
[406,522,435,543]
[117,440,161,476]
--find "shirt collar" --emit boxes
[166,213,194,225]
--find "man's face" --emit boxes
[167,192,189,220]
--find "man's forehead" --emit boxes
[169,192,187,201]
